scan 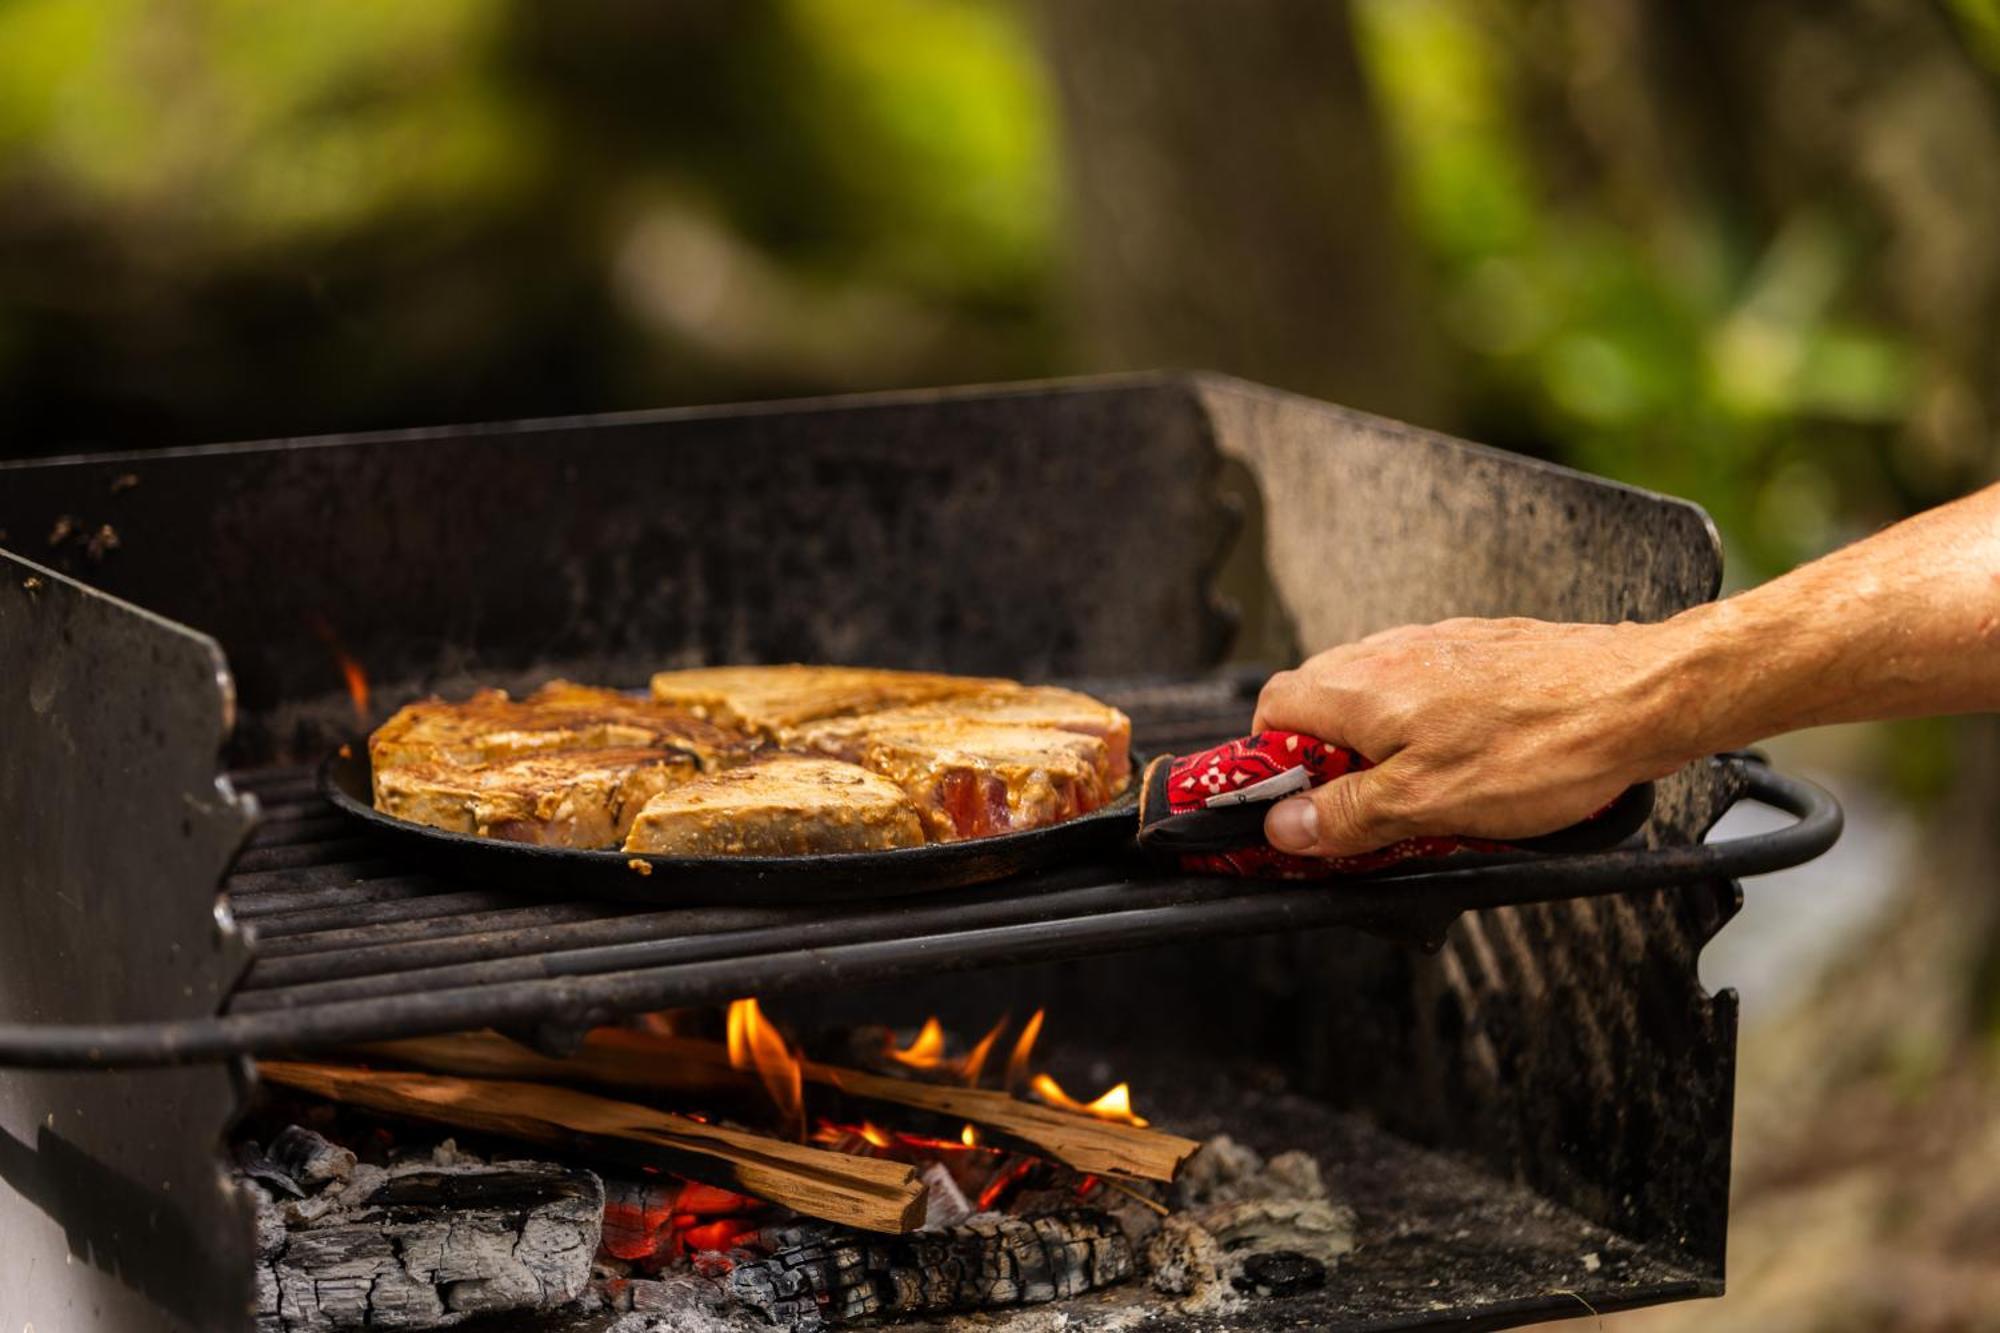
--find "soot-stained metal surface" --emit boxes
[1195,378,1740,1278]
[0,381,1238,766]
[0,551,260,1333]
[1137,1073,1711,1332]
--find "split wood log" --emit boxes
[729,1211,1135,1327]
[350,1029,1200,1183]
[243,1128,601,1333]
[258,1061,925,1234]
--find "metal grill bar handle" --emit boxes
[0,758,1840,1070]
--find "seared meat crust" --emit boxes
[371,668,1128,853]
[623,756,925,856]
[375,747,699,847]
[370,680,745,782]
[645,664,1007,737]
[795,717,1112,842]
[806,685,1132,797]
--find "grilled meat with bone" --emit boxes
[370,680,744,781]
[806,685,1132,798]
[796,717,1112,842]
[645,664,1007,738]
[622,756,926,856]
[374,747,699,848]
[370,669,1127,853]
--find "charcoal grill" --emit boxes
[0,374,1839,1333]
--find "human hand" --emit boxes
[1253,617,1702,859]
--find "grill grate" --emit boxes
[221,675,1265,1018]
[0,672,1834,1069]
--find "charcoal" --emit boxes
[1233,1249,1328,1297]
[725,1209,1133,1328]
[236,1141,308,1200]
[242,1132,603,1332]
[268,1125,358,1186]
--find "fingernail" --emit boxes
[1267,797,1318,852]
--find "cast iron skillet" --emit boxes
[318,744,1145,905]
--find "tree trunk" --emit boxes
[1036,0,1444,424]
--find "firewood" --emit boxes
[240,1127,602,1332]
[258,1061,926,1234]
[350,1029,1200,1183]
[730,1211,1135,1326]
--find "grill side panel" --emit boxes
[0,379,1237,765]
[0,553,259,1333]
[1199,374,1738,1277]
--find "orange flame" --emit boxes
[305,614,371,726]
[727,998,804,1140]
[1030,1073,1149,1127]
[886,1017,946,1070]
[1005,1009,1044,1093]
[886,1015,1009,1087]
[876,1008,1149,1130]
[957,1017,1006,1086]
[337,654,370,724]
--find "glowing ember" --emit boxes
[726,998,805,1140]
[601,1178,764,1269]
[1030,1073,1149,1127]
[977,1155,1040,1211]
[814,1118,987,1158]
[1005,1008,1045,1093]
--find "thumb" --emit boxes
[1264,764,1412,859]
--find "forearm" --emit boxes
[1650,483,2000,759]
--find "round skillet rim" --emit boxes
[317,743,1144,904]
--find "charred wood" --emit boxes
[727,1210,1134,1329]
[241,1128,602,1332]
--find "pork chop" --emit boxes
[371,680,745,785]
[808,685,1132,796]
[645,665,1008,738]
[374,747,699,848]
[622,755,926,857]
[794,717,1113,842]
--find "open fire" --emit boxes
[238,1004,1352,1332]
[876,1007,1150,1128]
[304,612,371,727]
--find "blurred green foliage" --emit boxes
[1353,0,1919,581]
[0,0,1059,449]
[0,0,533,240]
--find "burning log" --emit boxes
[727,1211,1135,1328]
[258,1061,926,1234]
[240,1127,602,1332]
[351,1029,1200,1183]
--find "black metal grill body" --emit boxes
[0,374,1775,1332]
